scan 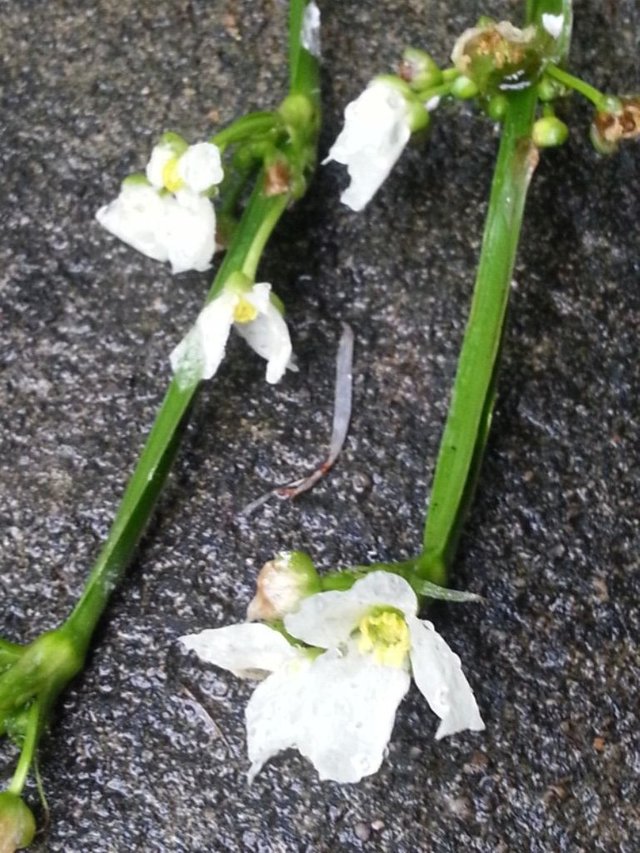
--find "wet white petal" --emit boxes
[170,291,236,384]
[284,571,418,648]
[407,616,485,739]
[178,142,224,193]
[246,657,312,781]
[146,143,175,189]
[246,647,410,783]
[235,286,293,384]
[324,81,411,211]
[96,183,170,263]
[165,190,216,273]
[179,622,302,678]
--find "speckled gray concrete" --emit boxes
[1,1,639,850]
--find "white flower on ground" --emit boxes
[96,182,217,274]
[180,571,484,783]
[324,81,412,211]
[170,277,294,386]
[96,135,223,273]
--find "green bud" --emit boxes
[247,551,321,622]
[532,116,569,148]
[121,172,151,188]
[406,99,430,133]
[156,131,188,156]
[486,93,508,121]
[0,792,36,851]
[399,48,442,91]
[451,75,479,100]
[537,76,561,102]
[279,93,315,129]
[599,94,623,115]
[476,15,497,27]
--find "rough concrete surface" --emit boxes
[1,0,639,850]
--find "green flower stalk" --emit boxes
[0,0,320,839]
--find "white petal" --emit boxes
[407,617,485,739]
[284,571,418,649]
[234,295,293,384]
[170,291,236,384]
[165,191,217,273]
[541,12,563,38]
[179,622,302,678]
[246,648,410,783]
[301,1,321,58]
[324,81,411,211]
[96,184,170,263]
[245,657,313,781]
[178,142,224,193]
[146,143,175,189]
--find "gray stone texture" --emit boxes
[1,0,639,850]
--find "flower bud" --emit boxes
[532,116,569,148]
[247,551,321,622]
[451,22,546,94]
[591,96,640,154]
[0,792,36,852]
[398,48,442,92]
[451,75,479,100]
[486,93,508,121]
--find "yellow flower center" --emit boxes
[357,608,410,667]
[233,296,258,324]
[162,156,185,193]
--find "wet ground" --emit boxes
[1,1,639,850]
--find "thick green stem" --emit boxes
[418,0,573,584]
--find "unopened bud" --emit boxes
[398,48,442,92]
[532,116,569,148]
[486,93,508,121]
[247,551,321,622]
[0,792,36,853]
[451,75,479,100]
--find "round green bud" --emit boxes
[599,94,623,115]
[279,93,315,129]
[0,792,36,850]
[407,99,431,133]
[399,48,442,91]
[532,116,569,148]
[451,75,479,100]
[157,131,189,156]
[476,15,497,27]
[487,93,508,121]
[537,77,559,102]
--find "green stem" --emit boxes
[289,0,321,107]
[8,703,39,796]
[545,64,607,108]
[418,0,573,584]
[418,93,539,584]
[63,181,287,648]
[211,112,284,152]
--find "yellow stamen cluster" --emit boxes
[357,608,410,667]
[161,157,185,193]
[233,296,259,324]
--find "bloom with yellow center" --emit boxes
[169,278,294,387]
[180,571,484,784]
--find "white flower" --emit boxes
[324,81,412,211]
[170,279,294,386]
[180,571,484,784]
[96,182,217,274]
[146,140,223,194]
[96,137,223,273]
